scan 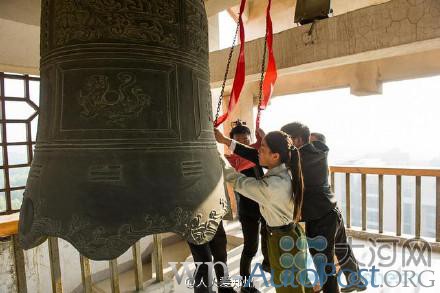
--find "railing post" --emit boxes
[48,237,63,293]
[12,234,27,293]
[396,175,402,236]
[330,172,335,194]
[379,175,384,234]
[415,176,421,238]
[79,255,92,293]
[153,234,164,282]
[132,241,144,290]
[109,259,120,293]
[345,173,351,228]
[361,174,367,231]
[436,177,440,242]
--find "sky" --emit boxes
[219,10,237,49]
[256,76,440,166]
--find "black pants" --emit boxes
[239,214,270,280]
[305,207,360,293]
[187,221,229,293]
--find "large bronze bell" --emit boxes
[18,0,230,260]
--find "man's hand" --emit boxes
[256,128,266,141]
[214,128,232,146]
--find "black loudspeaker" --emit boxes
[294,0,332,25]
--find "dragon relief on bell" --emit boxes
[78,72,151,127]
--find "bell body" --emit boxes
[18,0,230,260]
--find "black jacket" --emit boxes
[233,141,336,222]
[232,145,264,220]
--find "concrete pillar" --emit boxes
[222,91,256,139]
[208,14,220,52]
[350,62,383,96]
[0,18,39,74]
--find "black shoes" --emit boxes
[261,261,271,273]
[340,282,367,292]
[340,271,367,292]
[240,286,261,293]
[218,287,238,293]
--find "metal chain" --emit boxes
[213,19,240,126]
[256,31,269,124]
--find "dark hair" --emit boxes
[280,122,310,144]
[264,131,304,223]
[229,121,251,138]
[310,132,326,144]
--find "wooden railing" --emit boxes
[1,165,440,292]
[329,166,440,243]
[0,213,164,293]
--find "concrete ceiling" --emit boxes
[205,0,241,16]
[0,0,41,26]
[0,0,391,27]
[0,0,235,26]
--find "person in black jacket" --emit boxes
[187,221,236,293]
[280,122,364,293]
[310,132,326,144]
[224,121,270,293]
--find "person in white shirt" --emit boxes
[215,129,314,293]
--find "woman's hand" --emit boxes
[217,151,226,168]
[214,128,232,146]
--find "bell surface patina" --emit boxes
[18,0,230,260]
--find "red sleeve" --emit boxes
[255,131,263,147]
[226,153,256,172]
[250,141,261,149]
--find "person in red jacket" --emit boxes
[225,120,262,172]
[224,120,270,293]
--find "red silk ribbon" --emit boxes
[256,0,277,129]
[214,0,277,129]
[214,0,247,127]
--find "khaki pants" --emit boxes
[266,223,314,293]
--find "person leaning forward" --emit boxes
[219,122,365,293]
[217,129,314,293]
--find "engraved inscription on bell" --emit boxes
[18,0,230,260]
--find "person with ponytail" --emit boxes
[215,129,313,293]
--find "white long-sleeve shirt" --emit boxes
[222,157,295,227]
